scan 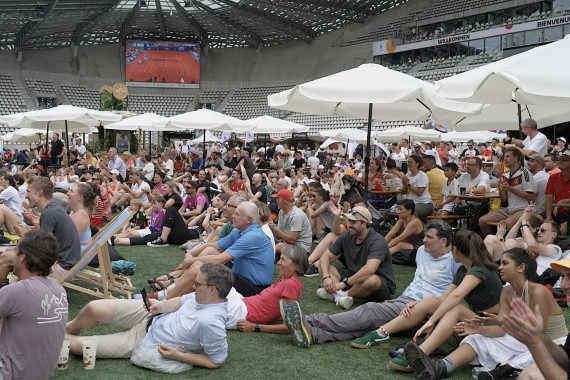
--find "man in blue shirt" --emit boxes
[65,264,232,373]
[166,201,274,298]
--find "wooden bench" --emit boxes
[485,221,500,226]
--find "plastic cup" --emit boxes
[82,340,97,370]
[57,340,71,370]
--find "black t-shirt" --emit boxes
[227,157,238,170]
[197,179,212,201]
[165,193,184,210]
[50,139,65,158]
[251,183,268,203]
[292,158,306,169]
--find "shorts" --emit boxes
[137,226,159,237]
[337,267,391,302]
[489,208,524,221]
[88,300,151,359]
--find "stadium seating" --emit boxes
[25,78,57,96]
[61,84,100,109]
[0,74,26,116]
[223,84,293,119]
[127,94,194,117]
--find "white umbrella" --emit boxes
[268,63,482,189]
[439,131,507,144]
[104,113,172,131]
[1,128,45,144]
[319,128,369,144]
[448,103,570,131]
[246,115,309,134]
[435,35,570,106]
[157,109,254,132]
[374,125,441,143]
[188,130,222,144]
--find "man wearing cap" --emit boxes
[526,153,549,217]
[316,205,395,309]
[504,118,548,156]
[422,153,446,205]
[477,142,493,162]
[552,137,567,155]
[501,255,570,379]
[115,171,151,208]
[269,189,312,259]
[545,149,570,235]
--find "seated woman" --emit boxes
[307,188,335,239]
[401,154,433,219]
[187,193,231,239]
[405,247,568,379]
[226,244,308,331]
[0,173,25,234]
[112,197,166,245]
[384,199,424,255]
[150,172,167,197]
[52,165,79,193]
[359,157,384,191]
[66,182,97,251]
[351,230,503,373]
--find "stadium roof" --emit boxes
[0,0,410,50]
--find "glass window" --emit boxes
[484,36,501,53]
[468,39,484,55]
[525,29,542,45]
[544,26,563,41]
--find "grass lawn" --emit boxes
[52,242,570,380]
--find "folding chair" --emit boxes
[58,209,135,299]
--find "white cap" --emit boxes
[318,164,324,169]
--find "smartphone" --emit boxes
[140,288,151,311]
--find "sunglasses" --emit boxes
[536,227,549,233]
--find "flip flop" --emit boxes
[147,273,174,285]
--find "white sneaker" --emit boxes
[316,287,335,301]
[335,296,354,309]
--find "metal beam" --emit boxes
[15,0,60,51]
[167,0,208,46]
[215,0,317,43]
[192,0,263,48]
[250,0,365,23]
[71,0,122,44]
[119,1,143,44]
[287,0,370,21]
[154,0,167,40]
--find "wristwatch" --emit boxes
[521,224,530,228]
[342,278,351,290]
[255,324,260,332]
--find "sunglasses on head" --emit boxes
[348,209,368,221]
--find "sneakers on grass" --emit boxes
[351,330,390,349]
[280,299,312,348]
[335,295,353,309]
[389,352,413,372]
[316,287,334,301]
[147,237,169,247]
[404,341,448,379]
[304,264,319,277]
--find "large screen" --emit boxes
[125,40,200,88]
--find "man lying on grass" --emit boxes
[65,264,231,374]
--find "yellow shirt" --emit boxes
[426,167,446,204]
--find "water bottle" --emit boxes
[389,348,403,358]
[471,366,492,379]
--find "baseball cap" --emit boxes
[343,206,372,223]
[525,153,545,166]
[110,169,120,175]
[271,189,295,202]
[561,150,570,158]
[318,164,324,169]
[132,171,144,178]
[334,163,341,167]
[557,137,566,143]
[302,178,315,186]
[551,256,570,273]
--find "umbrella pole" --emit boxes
[346,139,350,158]
[517,104,523,140]
[364,103,372,196]
[202,129,206,169]
[45,122,50,169]
[65,119,70,165]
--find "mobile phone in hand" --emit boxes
[141,288,151,311]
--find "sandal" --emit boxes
[147,273,174,285]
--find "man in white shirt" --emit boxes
[504,118,548,156]
[178,139,191,154]
[159,152,174,177]
[72,138,86,159]
[390,144,406,170]
[115,171,151,207]
[526,153,549,217]
[452,157,490,214]
[307,150,320,174]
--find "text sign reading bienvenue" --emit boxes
[373,15,570,56]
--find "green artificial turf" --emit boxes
[52,242,570,380]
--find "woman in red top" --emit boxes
[359,157,384,191]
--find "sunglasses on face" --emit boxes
[536,227,549,233]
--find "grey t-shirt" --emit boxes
[329,228,396,295]
[0,276,68,380]
[277,206,312,252]
[40,202,81,270]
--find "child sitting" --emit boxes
[111,197,166,246]
[434,162,459,216]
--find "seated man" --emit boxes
[268,189,312,259]
[0,176,81,283]
[65,263,231,373]
[114,171,151,208]
[0,229,69,380]
[281,220,460,348]
[451,157,489,216]
[179,180,208,223]
[479,147,534,235]
[316,206,396,309]
[157,201,274,298]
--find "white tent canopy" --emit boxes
[435,35,570,106]
[104,113,174,131]
[0,105,119,133]
[319,128,369,144]
[157,109,254,131]
[439,131,507,144]
[374,126,441,143]
[246,115,309,134]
